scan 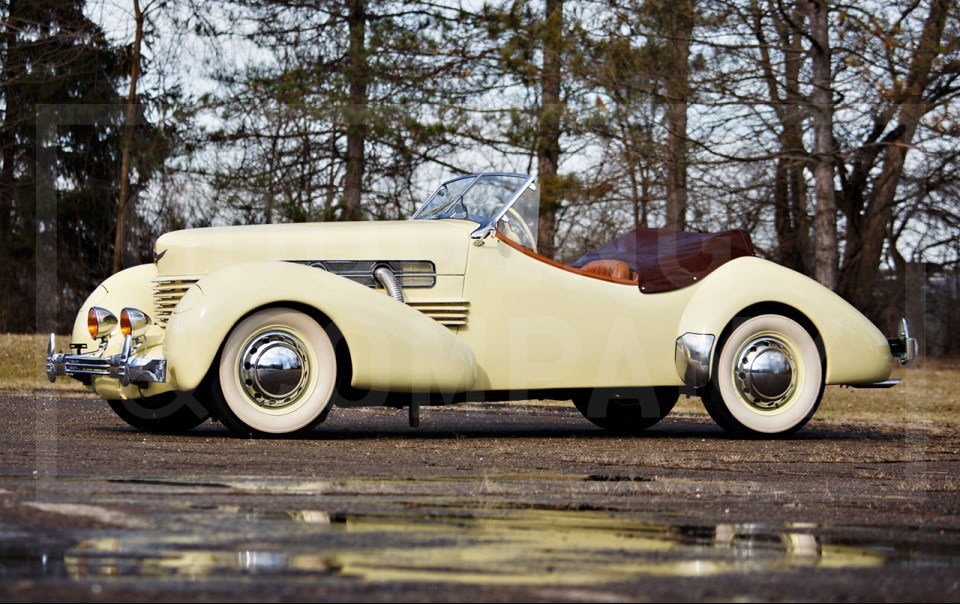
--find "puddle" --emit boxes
[23,502,152,530]
[2,507,958,586]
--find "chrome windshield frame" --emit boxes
[411,174,481,221]
[469,173,536,240]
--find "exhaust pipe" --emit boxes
[374,266,404,303]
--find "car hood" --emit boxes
[153,219,476,277]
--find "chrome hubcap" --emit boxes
[239,331,309,408]
[734,336,797,411]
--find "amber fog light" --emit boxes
[120,307,152,338]
[87,307,118,340]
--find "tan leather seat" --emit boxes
[579,259,632,281]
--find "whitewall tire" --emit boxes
[702,314,824,436]
[212,308,337,436]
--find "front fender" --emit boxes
[163,261,477,393]
[70,263,159,349]
[677,257,891,385]
[65,263,172,400]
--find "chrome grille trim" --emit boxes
[153,278,200,327]
[407,300,470,327]
[291,260,437,288]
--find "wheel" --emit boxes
[573,387,679,433]
[701,314,824,436]
[211,308,337,437]
[108,391,209,433]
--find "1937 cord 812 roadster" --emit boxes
[46,173,916,437]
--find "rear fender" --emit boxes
[677,257,891,385]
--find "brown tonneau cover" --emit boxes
[569,228,755,293]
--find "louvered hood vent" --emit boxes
[153,278,199,327]
[406,300,470,328]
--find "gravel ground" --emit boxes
[1,393,959,602]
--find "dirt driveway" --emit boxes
[1,393,959,601]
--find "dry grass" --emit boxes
[817,358,960,424]
[674,358,960,425]
[0,334,89,394]
[4,334,959,424]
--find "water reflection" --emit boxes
[21,509,950,585]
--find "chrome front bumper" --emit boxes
[45,333,167,386]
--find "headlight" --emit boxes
[120,308,152,338]
[87,307,118,340]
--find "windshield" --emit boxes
[413,173,527,223]
[412,172,540,252]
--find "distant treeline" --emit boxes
[1,0,958,352]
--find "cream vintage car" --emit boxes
[46,172,916,437]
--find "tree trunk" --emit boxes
[0,0,20,331]
[772,124,809,273]
[628,145,641,232]
[807,0,837,289]
[836,0,949,311]
[342,0,367,222]
[1,0,20,238]
[663,0,692,231]
[537,0,562,259]
[760,0,809,273]
[112,0,142,274]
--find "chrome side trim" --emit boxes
[45,332,167,385]
[292,259,436,289]
[675,333,716,388]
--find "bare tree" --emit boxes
[113,0,145,274]
[661,0,694,230]
[342,0,367,221]
[537,0,563,258]
[750,0,811,272]
[204,0,479,223]
[836,0,954,312]
[807,0,838,288]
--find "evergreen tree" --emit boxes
[472,0,587,259]
[204,0,476,223]
[0,0,128,331]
